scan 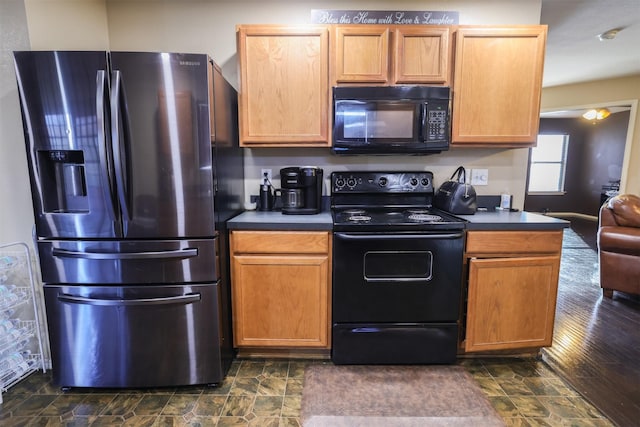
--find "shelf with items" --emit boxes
[0,242,46,403]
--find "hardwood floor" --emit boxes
[542,217,640,427]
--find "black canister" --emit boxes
[258,184,275,211]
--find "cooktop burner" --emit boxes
[408,213,443,222]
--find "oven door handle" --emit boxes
[365,276,433,284]
[336,232,464,240]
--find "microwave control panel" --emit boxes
[425,103,449,142]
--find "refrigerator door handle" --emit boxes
[52,247,198,260]
[57,293,201,307]
[110,70,132,224]
[96,70,117,221]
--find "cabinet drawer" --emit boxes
[466,230,563,256]
[231,231,330,254]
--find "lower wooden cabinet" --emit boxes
[230,231,331,348]
[463,230,563,353]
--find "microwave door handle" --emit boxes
[420,103,428,141]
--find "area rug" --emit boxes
[301,364,505,427]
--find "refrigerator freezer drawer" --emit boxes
[38,239,219,285]
[44,283,225,388]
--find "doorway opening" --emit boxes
[524,102,634,219]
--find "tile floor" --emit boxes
[0,357,614,426]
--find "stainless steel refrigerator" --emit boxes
[13,51,244,388]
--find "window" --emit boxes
[527,134,569,193]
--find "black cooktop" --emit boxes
[331,171,466,231]
[332,206,465,231]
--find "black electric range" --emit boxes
[330,171,466,365]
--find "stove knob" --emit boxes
[378,177,388,187]
[335,177,345,188]
[346,177,357,188]
[410,178,418,186]
[421,177,430,187]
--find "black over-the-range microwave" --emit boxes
[332,85,451,155]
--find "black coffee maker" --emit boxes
[279,166,323,214]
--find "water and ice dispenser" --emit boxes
[37,150,88,213]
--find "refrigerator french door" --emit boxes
[14,51,214,239]
[14,51,235,388]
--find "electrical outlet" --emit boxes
[261,169,272,185]
[470,169,489,186]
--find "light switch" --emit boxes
[470,169,489,186]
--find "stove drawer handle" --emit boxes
[337,232,464,240]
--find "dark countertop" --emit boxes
[228,209,569,231]
[228,210,333,231]
[458,210,570,231]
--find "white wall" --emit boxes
[24,0,110,49]
[0,0,33,246]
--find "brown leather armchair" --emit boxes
[597,194,640,298]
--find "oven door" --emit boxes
[332,231,464,323]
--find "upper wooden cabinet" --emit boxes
[394,26,451,84]
[452,26,547,147]
[236,25,330,147]
[331,25,451,85]
[332,26,389,84]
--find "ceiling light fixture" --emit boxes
[582,108,611,120]
[598,28,622,41]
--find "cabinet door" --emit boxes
[237,26,329,146]
[465,255,560,352]
[452,26,547,146]
[394,26,450,84]
[231,254,330,348]
[332,26,390,84]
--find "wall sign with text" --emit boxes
[311,10,459,25]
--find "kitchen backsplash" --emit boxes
[243,146,530,210]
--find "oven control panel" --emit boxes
[332,171,434,193]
